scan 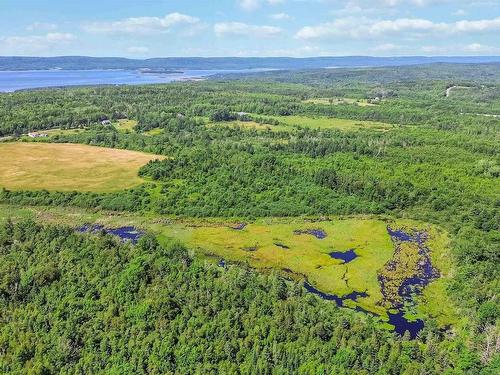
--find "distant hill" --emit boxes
[213,62,500,85]
[1,55,500,71]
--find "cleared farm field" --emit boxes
[270,115,395,131]
[208,120,290,132]
[0,142,164,192]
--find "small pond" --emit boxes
[304,227,439,339]
[77,224,144,244]
[294,229,327,239]
[329,249,357,263]
[387,311,424,339]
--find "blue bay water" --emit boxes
[0,69,260,92]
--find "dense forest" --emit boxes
[0,63,498,373]
[0,220,492,374]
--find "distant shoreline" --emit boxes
[0,68,272,93]
[0,68,183,73]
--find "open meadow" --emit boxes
[0,142,164,192]
[268,115,396,131]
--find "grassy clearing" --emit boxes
[208,120,290,132]
[0,142,164,192]
[303,98,378,107]
[44,128,86,137]
[269,115,395,132]
[144,128,164,136]
[114,119,138,133]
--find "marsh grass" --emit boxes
[0,204,457,325]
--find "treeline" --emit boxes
[0,220,490,374]
[1,65,499,137]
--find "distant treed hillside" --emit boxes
[216,63,500,86]
[1,55,500,71]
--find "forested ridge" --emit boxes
[0,64,498,373]
[1,56,498,71]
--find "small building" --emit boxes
[27,132,48,138]
[101,120,112,126]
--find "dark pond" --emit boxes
[304,227,439,339]
[294,229,327,239]
[382,226,439,338]
[304,282,368,307]
[329,249,357,263]
[77,224,144,244]
[386,226,439,308]
[387,311,424,339]
[304,281,425,339]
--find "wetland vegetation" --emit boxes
[0,63,498,373]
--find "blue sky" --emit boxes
[1,0,499,57]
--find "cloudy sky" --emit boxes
[1,0,499,57]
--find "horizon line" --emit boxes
[2,55,500,60]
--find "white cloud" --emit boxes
[26,22,58,31]
[214,22,282,37]
[239,0,260,11]
[83,13,200,34]
[270,13,293,20]
[296,16,500,39]
[238,0,286,11]
[0,33,76,54]
[454,17,500,32]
